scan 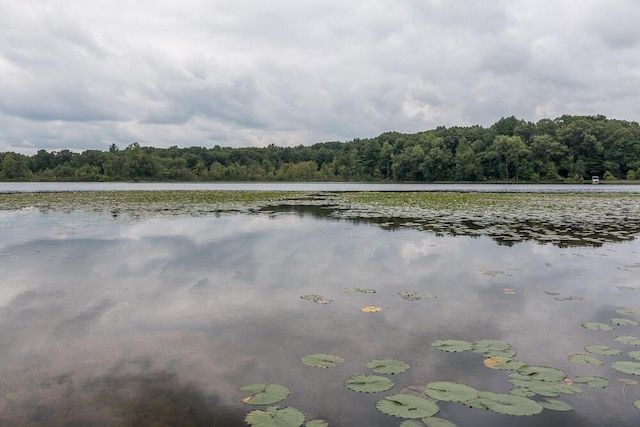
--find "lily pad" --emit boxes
[573,376,609,389]
[614,335,640,345]
[430,339,473,353]
[483,357,526,370]
[540,399,573,412]
[344,375,394,393]
[581,322,614,331]
[466,391,543,416]
[472,340,511,354]
[241,384,290,405]
[365,358,410,374]
[361,306,382,312]
[510,388,536,397]
[398,291,437,301]
[584,345,622,356]
[424,381,478,402]
[375,394,440,418]
[423,417,458,427]
[610,318,640,326]
[629,351,640,361]
[619,379,639,386]
[343,287,377,293]
[516,365,567,382]
[299,294,332,304]
[245,406,305,427]
[306,420,329,427]
[634,400,640,410]
[302,354,344,368]
[617,308,640,316]
[612,361,640,376]
[400,422,426,427]
[508,378,581,397]
[568,354,604,366]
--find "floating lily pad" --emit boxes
[302,354,344,368]
[365,358,410,374]
[617,308,640,316]
[245,406,304,427]
[306,420,329,427]
[299,294,332,304]
[344,375,394,393]
[361,306,382,312]
[423,417,458,427]
[516,365,567,382]
[400,421,426,427]
[343,287,377,293]
[375,394,439,418]
[241,384,290,405]
[465,391,543,416]
[619,379,639,386]
[584,345,622,356]
[581,322,614,331]
[618,286,636,291]
[568,354,604,366]
[614,336,640,345]
[573,376,609,389]
[508,377,581,397]
[398,291,437,301]
[477,270,506,278]
[610,318,640,326]
[629,351,640,361]
[510,388,536,397]
[634,400,640,410]
[473,340,511,353]
[430,339,473,353]
[483,357,526,370]
[612,361,640,376]
[424,381,478,402]
[540,399,573,412]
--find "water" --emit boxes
[2,181,640,193]
[1,202,640,425]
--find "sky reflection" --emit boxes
[0,210,639,426]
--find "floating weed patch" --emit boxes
[245,406,305,427]
[581,322,615,331]
[342,287,377,294]
[299,294,332,304]
[476,270,507,278]
[302,354,344,368]
[430,339,473,353]
[241,384,291,405]
[398,291,437,301]
[376,394,440,418]
[365,358,410,374]
[344,375,394,393]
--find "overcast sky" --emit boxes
[1,0,639,154]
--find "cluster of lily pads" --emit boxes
[575,307,640,410]
[299,287,437,308]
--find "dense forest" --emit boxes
[2,115,640,182]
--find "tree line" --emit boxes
[2,115,640,182]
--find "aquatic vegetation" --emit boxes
[299,294,332,304]
[245,406,305,427]
[241,384,290,405]
[375,394,440,418]
[430,339,473,353]
[360,306,382,312]
[342,287,377,294]
[581,322,614,331]
[344,375,394,393]
[611,361,640,376]
[464,391,543,416]
[424,382,478,402]
[572,376,609,389]
[614,336,640,345]
[567,354,604,366]
[539,399,573,412]
[398,291,437,301]
[365,358,410,374]
[302,354,344,368]
[584,345,622,356]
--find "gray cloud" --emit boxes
[1,0,639,154]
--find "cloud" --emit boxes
[1,0,639,154]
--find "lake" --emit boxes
[1,188,639,426]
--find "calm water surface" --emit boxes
[1,206,639,426]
